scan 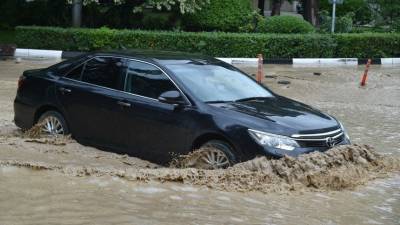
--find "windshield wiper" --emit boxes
[234,97,269,102]
[204,100,233,104]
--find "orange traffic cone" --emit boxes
[360,59,371,86]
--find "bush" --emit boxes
[238,11,266,33]
[15,26,400,58]
[182,0,252,32]
[257,16,315,34]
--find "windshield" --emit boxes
[165,62,273,102]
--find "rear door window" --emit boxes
[81,57,126,91]
[65,64,84,80]
[50,54,88,75]
[125,60,178,99]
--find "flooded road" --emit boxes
[1,167,399,225]
[1,59,399,224]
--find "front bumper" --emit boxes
[262,137,351,158]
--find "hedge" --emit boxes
[15,26,400,58]
[334,33,400,58]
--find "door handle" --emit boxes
[117,101,131,107]
[59,87,72,93]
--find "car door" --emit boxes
[56,56,127,148]
[118,59,193,164]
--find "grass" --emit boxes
[0,30,16,44]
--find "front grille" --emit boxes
[292,129,344,148]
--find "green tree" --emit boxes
[301,0,320,26]
[258,0,319,26]
[69,0,210,14]
[320,0,372,25]
[369,0,400,25]
[65,0,211,27]
[271,0,283,16]
[257,0,294,16]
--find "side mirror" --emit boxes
[158,90,185,105]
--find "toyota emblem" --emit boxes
[326,137,335,147]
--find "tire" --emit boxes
[38,110,70,135]
[195,140,237,169]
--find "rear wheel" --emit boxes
[38,111,69,135]
[194,140,236,169]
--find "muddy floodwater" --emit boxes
[1,59,400,225]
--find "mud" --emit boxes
[139,145,400,193]
[169,147,230,169]
[1,141,398,193]
[22,121,45,138]
[168,144,400,192]
[5,121,399,194]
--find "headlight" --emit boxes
[248,129,299,151]
[339,121,350,140]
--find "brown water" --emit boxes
[1,59,400,224]
[1,167,399,225]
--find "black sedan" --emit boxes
[14,51,350,168]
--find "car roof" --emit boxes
[92,50,220,66]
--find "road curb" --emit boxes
[12,48,400,65]
[14,48,62,59]
[293,58,358,65]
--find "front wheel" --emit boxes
[194,140,236,169]
[38,111,69,135]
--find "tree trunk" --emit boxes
[271,0,282,16]
[258,0,265,16]
[72,0,82,27]
[303,0,319,26]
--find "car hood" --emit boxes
[209,96,339,134]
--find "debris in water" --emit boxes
[278,80,291,85]
[122,161,133,166]
[25,138,68,146]
[313,72,321,76]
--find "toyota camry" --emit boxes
[14,51,350,168]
